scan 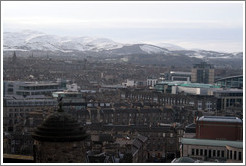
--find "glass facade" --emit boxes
[215,75,243,89]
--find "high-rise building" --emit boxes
[191,62,214,84]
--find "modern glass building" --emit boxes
[214,75,243,89]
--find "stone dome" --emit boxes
[32,110,87,142]
[172,157,195,163]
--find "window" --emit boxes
[227,150,229,159]
[198,101,202,110]
[239,152,241,160]
[200,149,203,156]
[8,113,13,117]
[179,138,181,142]
[215,150,219,157]
[234,151,237,160]
[196,149,199,156]
[213,150,216,157]
[205,150,207,156]
[192,149,194,155]
[222,151,224,158]
[230,150,232,159]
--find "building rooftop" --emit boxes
[193,62,214,69]
[156,81,188,86]
[181,138,243,149]
[197,116,242,123]
[213,89,243,93]
[170,71,191,75]
[20,83,59,86]
[156,81,220,88]
[180,83,220,88]
[4,95,53,100]
[185,123,196,133]
[215,75,243,82]
[53,91,82,95]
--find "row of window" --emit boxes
[19,85,59,90]
[227,150,242,161]
[7,101,56,106]
[192,148,225,158]
[87,103,111,107]
[191,148,242,161]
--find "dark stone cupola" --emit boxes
[32,106,88,163]
[32,110,87,142]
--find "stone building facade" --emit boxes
[120,90,217,112]
[181,138,243,163]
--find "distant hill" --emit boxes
[3,30,243,68]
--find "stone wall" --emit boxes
[33,140,86,163]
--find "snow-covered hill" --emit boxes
[3,30,243,60]
[139,44,169,54]
[155,43,185,51]
[3,30,124,52]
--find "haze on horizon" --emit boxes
[1,1,244,53]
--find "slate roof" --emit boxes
[181,138,243,149]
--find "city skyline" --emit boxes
[1,1,244,52]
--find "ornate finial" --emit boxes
[57,95,63,112]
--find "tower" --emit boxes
[191,61,214,84]
[32,106,88,163]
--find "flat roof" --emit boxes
[156,81,188,85]
[156,81,220,88]
[180,83,220,88]
[213,89,243,93]
[53,91,82,94]
[215,75,243,82]
[170,71,191,75]
[21,83,59,86]
[181,138,243,149]
[198,116,242,123]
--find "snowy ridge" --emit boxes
[155,43,185,51]
[140,45,168,54]
[3,30,124,52]
[3,30,243,59]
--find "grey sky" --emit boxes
[2,1,244,52]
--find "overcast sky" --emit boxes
[2,1,244,52]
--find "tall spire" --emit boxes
[57,95,64,112]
